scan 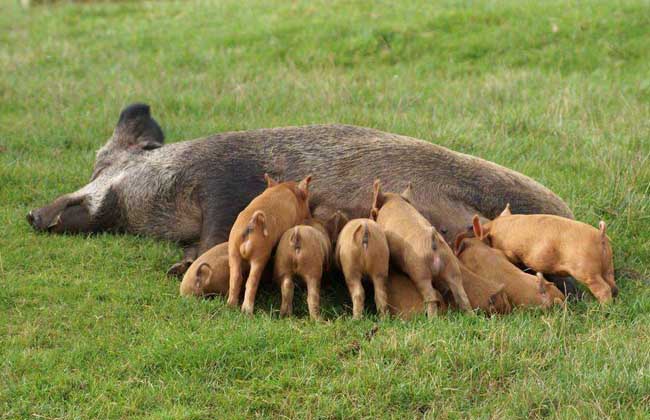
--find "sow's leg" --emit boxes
[166,244,200,278]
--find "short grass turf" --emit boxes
[1,0,650,418]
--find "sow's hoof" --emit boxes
[167,261,192,279]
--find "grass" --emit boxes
[1,0,649,417]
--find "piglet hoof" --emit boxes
[425,302,438,318]
[241,303,255,316]
[598,296,614,305]
[166,261,191,279]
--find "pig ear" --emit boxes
[400,182,414,203]
[372,179,385,209]
[195,262,213,292]
[499,203,512,217]
[114,103,165,151]
[297,175,312,197]
[327,210,348,242]
[472,215,483,239]
[453,233,468,256]
[264,173,278,188]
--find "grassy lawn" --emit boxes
[1,0,649,417]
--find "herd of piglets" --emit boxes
[180,174,617,319]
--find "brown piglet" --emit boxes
[455,217,566,308]
[387,267,510,317]
[335,215,390,319]
[273,214,342,320]
[372,180,472,316]
[227,174,312,315]
[478,204,616,303]
[387,270,447,319]
[180,242,233,297]
[456,263,512,314]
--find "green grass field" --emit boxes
[1,0,650,417]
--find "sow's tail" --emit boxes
[239,210,267,258]
[353,222,370,251]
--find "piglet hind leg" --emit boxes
[227,254,244,307]
[279,275,295,318]
[241,260,267,315]
[304,275,323,321]
[371,274,389,318]
[411,275,439,318]
[345,274,366,320]
[440,264,473,313]
[447,279,473,313]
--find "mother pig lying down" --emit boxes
[27,103,573,277]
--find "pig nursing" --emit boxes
[184,174,613,320]
[273,218,335,320]
[227,174,312,315]
[335,216,390,319]
[474,205,617,303]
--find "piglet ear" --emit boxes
[599,221,607,237]
[400,182,414,203]
[472,215,483,239]
[454,233,466,256]
[499,203,512,217]
[372,179,385,210]
[297,175,312,199]
[264,173,279,188]
[326,210,348,243]
[195,262,213,293]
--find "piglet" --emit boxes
[478,204,616,303]
[372,180,472,316]
[180,242,233,297]
[455,217,566,308]
[456,263,512,314]
[227,174,312,315]
[273,214,341,320]
[387,266,510,317]
[387,270,447,319]
[335,215,390,319]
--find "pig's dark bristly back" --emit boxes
[176,124,572,240]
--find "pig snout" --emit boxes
[26,209,47,231]
[611,285,619,298]
[26,206,67,232]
